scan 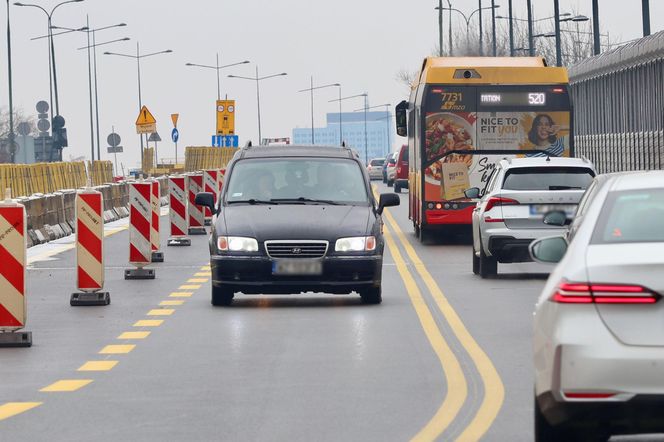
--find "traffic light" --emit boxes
[52,115,67,149]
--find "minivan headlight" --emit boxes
[335,236,376,252]
[218,236,259,252]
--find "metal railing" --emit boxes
[569,31,664,172]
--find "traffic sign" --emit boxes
[107,132,121,147]
[211,135,239,147]
[171,113,179,128]
[136,105,157,134]
[171,128,179,143]
[148,132,162,143]
[216,99,236,135]
[107,146,123,154]
[36,100,49,114]
[17,122,31,136]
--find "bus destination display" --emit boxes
[480,92,547,107]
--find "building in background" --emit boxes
[292,111,394,161]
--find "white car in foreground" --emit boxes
[531,171,664,441]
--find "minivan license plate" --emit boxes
[272,260,323,275]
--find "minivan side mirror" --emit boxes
[395,101,408,137]
[377,193,400,214]
[543,210,567,227]
[529,236,568,264]
[195,192,215,212]
[464,187,481,199]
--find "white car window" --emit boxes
[592,188,664,244]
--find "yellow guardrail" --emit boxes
[184,147,238,172]
[0,161,114,198]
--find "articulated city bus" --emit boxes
[395,57,573,242]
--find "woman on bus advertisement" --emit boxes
[525,113,568,157]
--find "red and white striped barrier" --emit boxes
[203,169,220,225]
[167,176,191,246]
[0,191,31,347]
[71,188,110,306]
[187,173,206,235]
[125,181,155,280]
[150,179,164,262]
[218,168,226,195]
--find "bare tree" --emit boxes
[0,107,37,139]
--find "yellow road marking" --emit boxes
[40,380,92,392]
[117,331,151,340]
[27,226,128,265]
[147,309,174,316]
[382,222,467,441]
[133,319,164,327]
[194,272,211,277]
[179,284,200,290]
[0,402,42,421]
[187,278,208,283]
[383,209,505,441]
[99,344,135,354]
[201,266,211,271]
[160,300,184,306]
[78,361,118,372]
[169,292,193,298]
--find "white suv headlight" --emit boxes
[335,236,376,252]
[217,236,259,252]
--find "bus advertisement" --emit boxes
[396,57,572,242]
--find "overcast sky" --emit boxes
[1,0,662,170]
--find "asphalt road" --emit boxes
[0,183,659,441]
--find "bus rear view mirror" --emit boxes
[395,101,408,137]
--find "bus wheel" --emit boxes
[419,225,430,243]
[413,222,420,237]
[479,246,497,278]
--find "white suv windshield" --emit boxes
[502,167,595,191]
[225,158,370,204]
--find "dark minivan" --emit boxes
[196,145,399,306]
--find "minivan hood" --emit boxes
[220,204,373,241]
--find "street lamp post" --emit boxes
[355,103,392,156]
[437,4,499,54]
[185,54,250,100]
[6,0,15,162]
[105,44,173,173]
[77,31,129,161]
[553,0,562,66]
[330,93,369,163]
[437,0,443,56]
[228,67,287,145]
[297,79,340,145]
[15,0,84,118]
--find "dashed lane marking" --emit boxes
[77,361,118,372]
[133,320,164,327]
[160,300,184,306]
[117,331,151,340]
[40,380,93,392]
[169,292,193,298]
[179,284,201,290]
[147,309,175,316]
[194,272,212,277]
[0,402,42,421]
[187,278,208,283]
[99,345,136,354]
[201,266,211,271]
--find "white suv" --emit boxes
[467,157,596,278]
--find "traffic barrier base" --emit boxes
[167,237,191,246]
[188,227,206,235]
[0,331,32,348]
[70,291,110,306]
[151,251,164,262]
[124,268,155,280]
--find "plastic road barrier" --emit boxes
[203,169,220,225]
[71,188,110,306]
[167,176,191,246]
[149,179,164,262]
[187,173,206,235]
[125,181,155,280]
[0,190,31,347]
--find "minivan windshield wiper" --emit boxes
[227,199,279,205]
[270,197,341,205]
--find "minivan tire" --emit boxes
[360,286,382,304]
[212,287,234,306]
[479,245,497,278]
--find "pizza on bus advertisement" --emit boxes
[424,110,571,202]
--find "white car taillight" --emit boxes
[551,280,660,304]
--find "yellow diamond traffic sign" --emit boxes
[136,106,157,134]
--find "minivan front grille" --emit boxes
[265,240,329,259]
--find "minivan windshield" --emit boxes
[225,158,370,205]
[502,167,595,191]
